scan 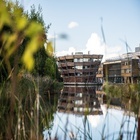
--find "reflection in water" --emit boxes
[57,86,102,115]
[43,86,137,140]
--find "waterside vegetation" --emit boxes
[103,82,140,139]
[103,82,140,115]
[0,0,62,139]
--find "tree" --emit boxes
[0,1,46,139]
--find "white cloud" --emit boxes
[85,33,123,62]
[84,33,106,61]
[56,47,76,56]
[68,21,79,29]
[56,32,123,62]
[88,115,102,128]
[85,33,105,54]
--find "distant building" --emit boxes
[101,48,140,84]
[96,64,103,83]
[57,52,103,85]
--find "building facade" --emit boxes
[57,52,103,84]
[103,52,140,83]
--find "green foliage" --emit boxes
[0,0,59,79]
[46,41,54,57]
[32,45,60,79]
[0,1,61,139]
[26,6,59,79]
[28,5,46,30]
[32,47,48,76]
[45,57,56,79]
[0,0,45,71]
[103,82,140,115]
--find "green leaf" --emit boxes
[16,16,28,31]
[25,22,43,37]
[0,1,11,29]
[22,35,43,71]
[22,50,34,71]
[46,41,54,56]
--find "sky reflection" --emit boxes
[43,105,137,140]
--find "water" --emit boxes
[43,86,137,140]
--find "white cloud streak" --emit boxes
[68,21,79,29]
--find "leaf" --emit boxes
[25,22,43,37]
[46,41,54,56]
[22,50,34,71]
[4,33,17,56]
[22,35,43,71]
[0,0,11,29]
[16,16,28,31]
[12,6,28,31]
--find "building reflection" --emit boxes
[57,86,103,115]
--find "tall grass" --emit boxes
[0,73,62,139]
[102,82,140,139]
[0,1,63,139]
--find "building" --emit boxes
[57,52,103,85]
[103,50,140,84]
[96,64,103,83]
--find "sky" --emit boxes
[15,0,140,61]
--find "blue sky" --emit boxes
[17,0,140,61]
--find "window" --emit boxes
[83,58,88,62]
[76,93,82,97]
[74,58,83,62]
[121,69,124,73]
[75,100,82,105]
[75,66,82,69]
[83,66,88,69]
[126,69,131,73]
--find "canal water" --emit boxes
[43,86,137,140]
